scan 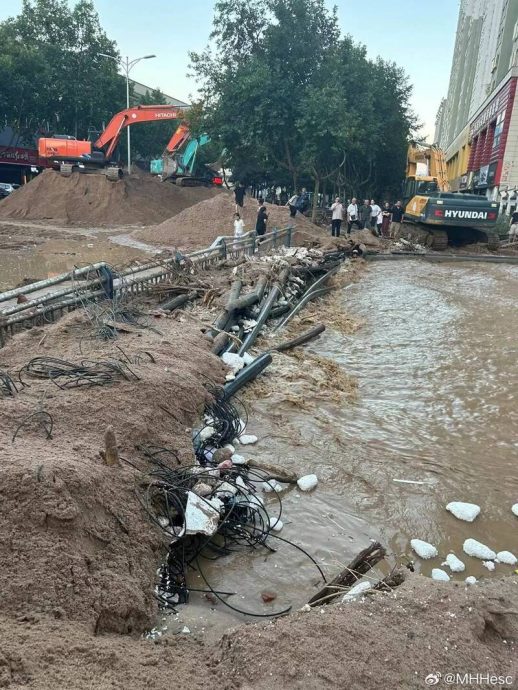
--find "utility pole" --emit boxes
[98,52,156,173]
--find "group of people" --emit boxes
[330,198,405,238]
[233,183,268,245]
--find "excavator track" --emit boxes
[59,163,74,178]
[428,229,449,251]
[105,167,123,182]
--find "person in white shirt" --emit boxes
[330,197,344,237]
[233,212,245,249]
[347,197,361,233]
[370,199,381,231]
[376,207,383,236]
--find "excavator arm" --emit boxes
[407,142,450,192]
[94,105,184,159]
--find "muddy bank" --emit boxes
[0,577,516,689]
[0,309,225,634]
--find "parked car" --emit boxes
[0,182,18,198]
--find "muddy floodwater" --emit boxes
[168,259,518,639]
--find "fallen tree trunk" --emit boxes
[227,274,268,311]
[308,541,386,607]
[161,290,197,312]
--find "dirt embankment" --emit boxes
[133,193,329,251]
[0,308,226,637]
[0,170,220,226]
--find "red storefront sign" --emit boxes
[0,146,47,167]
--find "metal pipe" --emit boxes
[221,352,272,400]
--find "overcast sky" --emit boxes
[1,0,460,141]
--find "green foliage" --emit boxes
[190,0,417,206]
[0,0,125,143]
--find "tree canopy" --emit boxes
[190,0,418,208]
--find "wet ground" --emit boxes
[166,259,518,640]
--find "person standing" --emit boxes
[359,199,372,229]
[234,182,246,211]
[509,209,518,242]
[347,198,361,233]
[376,206,383,237]
[390,200,404,239]
[286,192,299,218]
[381,202,391,238]
[256,199,268,241]
[297,187,310,215]
[233,212,245,250]
[370,199,381,231]
[330,197,344,237]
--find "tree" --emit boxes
[0,0,125,145]
[190,0,417,202]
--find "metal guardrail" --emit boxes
[0,226,293,345]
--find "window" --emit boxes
[493,111,505,150]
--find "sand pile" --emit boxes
[133,193,327,250]
[0,170,220,226]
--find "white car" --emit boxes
[0,182,18,198]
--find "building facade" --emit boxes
[435,0,518,212]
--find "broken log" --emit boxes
[372,569,406,592]
[308,541,386,607]
[161,290,197,312]
[274,324,325,352]
[248,460,298,484]
[103,426,120,466]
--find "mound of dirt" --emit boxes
[0,170,220,226]
[133,193,328,251]
[0,308,225,634]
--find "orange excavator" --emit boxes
[38,105,184,181]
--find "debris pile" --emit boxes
[0,170,221,225]
[132,193,327,250]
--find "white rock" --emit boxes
[262,480,281,493]
[199,426,215,441]
[465,576,477,585]
[445,553,466,573]
[297,474,318,492]
[269,516,283,532]
[221,352,245,374]
[225,373,236,381]
[482,560,496,571]
[410,539,438,560]
[231,454,248,465]
[512,503,518,517]
[239,434,258,445]
[446,501,481,522]
[180,626,191,634]
[242,352,255,366]
[431,568,450,582]
[157,517,169,528]
[342,581,372,602]
[224,443,236,454]
[463,539,496,560]
[495,551,517,565]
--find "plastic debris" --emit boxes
[184,491,221,536]
[482,560,496,571]
[465,576,477,585]
[431,568,450,582]
[239,434,258,445]
[297,474,318,492]
[446,501,481,522]
[393,479,431,485]
[199,426,215,441]
[342,581,372,602]
[496,551,517,565]
[463,539,496,561]
[221,352,245,374]
[269,516,283,532]
[512,504,518,517]
[410,539,438,560]
[444,553,465,573]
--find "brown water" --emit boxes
[164,259,518,640]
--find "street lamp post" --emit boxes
[98,53,156,173]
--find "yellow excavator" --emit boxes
[403,142,500,250]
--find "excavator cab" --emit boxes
[403,176,439,205]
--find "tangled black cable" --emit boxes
[0,370,18,397]
[12,411,54,443]
[136,456,326,618]
[18,356,139,389]
[193,387,248,464]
